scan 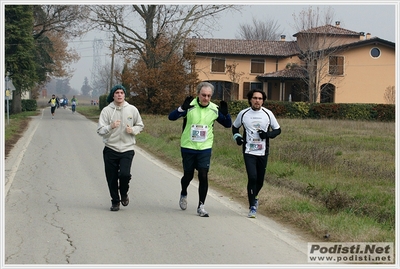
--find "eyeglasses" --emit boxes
[252,97,263,100]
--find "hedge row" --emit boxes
[5,99,395,122]
[228,101,395,122]
[4,99,37,113]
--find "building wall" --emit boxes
[297,34,361,52]
[195,55,298,99]
[194,43,394,104]
[324,45,395,104]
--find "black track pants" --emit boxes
[103,146,135,204]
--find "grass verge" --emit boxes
[4,110,39,158]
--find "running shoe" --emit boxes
[248,206,257,218]
[197,203,209,217]
[110,202,120,211]
[121,195,129,206]
[179,195,187,210]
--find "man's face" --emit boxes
[198,87,212,106]
[113,89,125,105]
[250,92,263,110]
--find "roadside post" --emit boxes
[5,71,10,125]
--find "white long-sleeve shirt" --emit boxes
[233,107,280,156]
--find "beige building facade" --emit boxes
[186,22,395,104]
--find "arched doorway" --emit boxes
[320,83,335,103]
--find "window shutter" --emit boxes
[251,59,265,73]
[211,58,225,72]
[243,82,250,99]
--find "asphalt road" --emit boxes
[4,106,309,265]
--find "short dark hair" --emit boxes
[247,89,266,105]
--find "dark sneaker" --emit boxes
[121,195,129,206]
[110,203,120,211]
[179,195,187,210]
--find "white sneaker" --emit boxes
[197,203,209,217]
[248,206,257,218]
[179,195,187,210]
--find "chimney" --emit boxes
[366,33,371,39]
[280,35,286,41]
[359,32,365,40]
[335,21,340,27]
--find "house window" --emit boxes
[211,58,225,72]
[251,82,263,91]
[370,47,381,58]
[251,59,265,73]
[329,56,344,75]
[242,82,263,99]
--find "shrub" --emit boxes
[372,104,395,122]
[228,100,394,122]
[21,99,37,111]
[99,94,108,110]
[286,101,309,118]
[5,99,38,112]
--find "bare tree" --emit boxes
[236,17,281,41]
[32,5,88,95]
[88,5,237,67]
[291,6,334,32]
[87,5,238,107]
[33,5,90,40]
[291,6,343,103]
[384,85,395,104]
[91,59,123,98]
[226,61,248,100]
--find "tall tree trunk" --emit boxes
[11,91,22,114]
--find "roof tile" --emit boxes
[293,24,361,37]
[186,38,299,57]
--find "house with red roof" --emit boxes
[185,21,395,104]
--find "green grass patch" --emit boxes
[5,111,38,140]
[135,115,395,242]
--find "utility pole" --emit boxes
[109,35,116,90]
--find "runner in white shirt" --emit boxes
[232,89,281,218]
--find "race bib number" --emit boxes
[191,124,208,142]
[249,138,265,152]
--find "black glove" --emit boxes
[235,136,244,146]
[218,100,228,116]
[258,130,268,139]
[181,96,194,111]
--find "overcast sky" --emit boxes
[68,2,397,91]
